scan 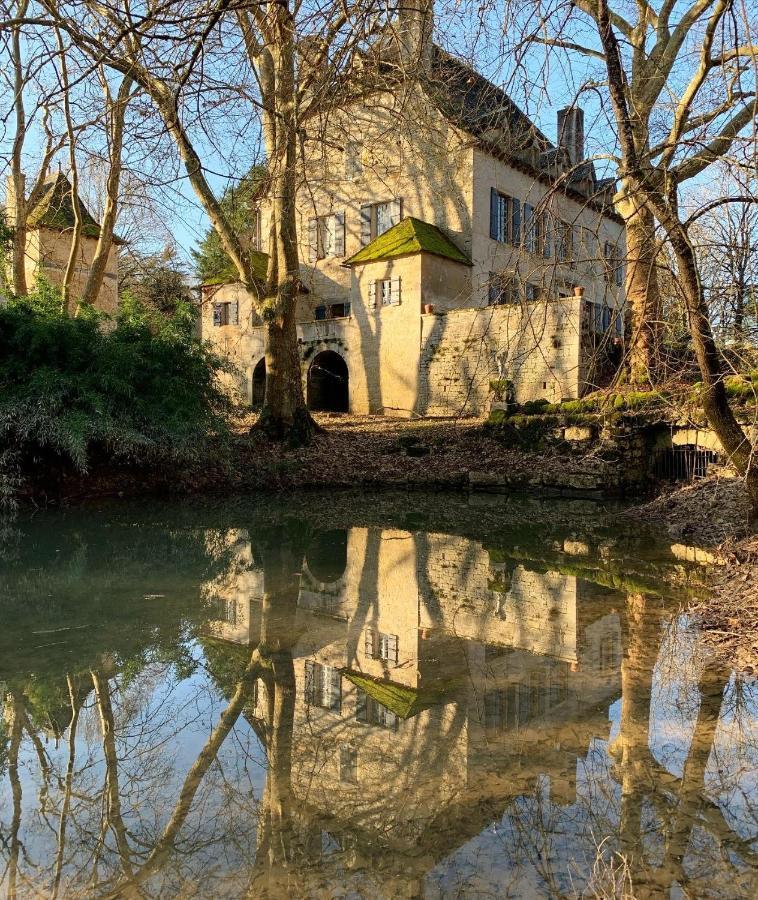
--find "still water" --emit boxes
[0,492,755,898]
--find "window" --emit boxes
[604,241,624,286]
[328,301,351,319]
[344,141,362,180]
[308,213,345,261]
[304,661,341,711]
[489,189,521,245]
[212,301,238,327]
[525,283,542,302]
[339,746,358,783]
[367,276,401,309]
[484,686,518,733]
[524,203,537,253]
[209,597,237,625]
[356,691,399,730]
[365,630,399,664]
[488,271,517,305]
[590,301,616,334]
[360,199,402,245]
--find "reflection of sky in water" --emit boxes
[0,497,755,898]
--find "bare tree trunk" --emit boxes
[620,196,662,384]
[9,0,30,296]
[253,6,315,442]
[78,75,132,312]
[56,26,81,315]
[663,216,758,513]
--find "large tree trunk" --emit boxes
[619,193,662,384]
[253,6,316,443]
[664,217,758,514]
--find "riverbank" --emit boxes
[630,477,756,670]
[32,413,639,503]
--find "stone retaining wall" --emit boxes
[417,298,585,417]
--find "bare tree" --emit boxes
[501,0,758,510]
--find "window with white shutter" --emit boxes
[365,630,399,664]
[310,214,346,260]
[304,660,341,711]
[360,199,403,245]
[370,277,401,308]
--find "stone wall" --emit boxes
[418,297,585,415]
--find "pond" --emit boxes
[0,492,755,898]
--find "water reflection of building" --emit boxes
[202,525,624,877]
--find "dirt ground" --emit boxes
[631,476,757,671]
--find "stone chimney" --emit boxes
[557,106,585,166]
[397,0,434,71]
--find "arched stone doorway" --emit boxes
[252,358,266,407]
[307,350,349,412]
[305,529,348,584]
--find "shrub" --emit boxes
[0,283,236,497]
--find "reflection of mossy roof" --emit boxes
[344,670,451,720]
[26,173,122,241]
[200,248,269,286]
[344,217,471,267]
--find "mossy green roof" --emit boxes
[26,173,125,242]
[343,670,452,720]
[344,217,471,267]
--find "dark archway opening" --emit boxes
[307,351,349,412]
[305,529,348,584]
[252,358,266,407]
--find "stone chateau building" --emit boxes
[2,172,119,313]
[201,10,626,416]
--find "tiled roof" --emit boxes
[344,216,471,266]
[27,173,106,240]
[427,47,552,155]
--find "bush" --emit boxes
[0,283,235,497]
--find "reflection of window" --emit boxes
[484,686,518,733]
[209,597,238,626]
[339,746,358,783]
[365,630,399,664]
[304,661,341,711]
[360,199,402,245]
[356,691,398,730]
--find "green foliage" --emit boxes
[0,280,235,495]
[191,166,267,284]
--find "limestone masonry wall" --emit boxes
[418,297,585,416]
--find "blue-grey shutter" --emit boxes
[542,213,552,258]
[360,205,372,245]
[330,667,341,711]
[230,300,239,324]
[511,198,521,247]
[490,188,499,240]
[571,226,579,267]
[308,218,319,262]
[390,198,403,226]
[523,203,534,252]
[213,303,222,326]
[356,689,367,722]
[334,212,345,257]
